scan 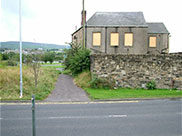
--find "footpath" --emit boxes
[45,74,90,102]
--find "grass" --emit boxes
[85,88,182,100]
[74,70,91,88]
[72,71,182,100]
[0,65,60,100]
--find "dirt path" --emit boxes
[45,74,90,102]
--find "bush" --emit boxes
[89,76,115,89]
[146,80,156,90]
[7,60,17,66]
[64,43,90,75]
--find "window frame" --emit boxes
[124,33,133,47]
[110,32,119,46]
[149,36,157,48]
[92,32,101,46]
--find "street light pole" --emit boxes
[19,0,23,98]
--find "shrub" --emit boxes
[89,76,115,89]
[146,80,156,90]
[7,60,17,66]
[64,43,90,75]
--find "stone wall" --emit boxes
[90,53,182,89]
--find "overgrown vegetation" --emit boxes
[0,66,59,100]
[89,75,115,89]
[74,70,91,88]
[64,43,90,75]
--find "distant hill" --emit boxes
[0,41,70,50]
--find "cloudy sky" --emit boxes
[1,0,182,52]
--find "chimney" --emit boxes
[81,10,86,26]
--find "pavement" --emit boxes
[45,74,90,102]
[1,99,182,136]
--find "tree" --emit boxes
[0,53,2,61]
[2,53,9,60]
[42,52,55,63]
[27,54,41,88]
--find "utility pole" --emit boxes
[82,0,85,48]
[19,0,23,98]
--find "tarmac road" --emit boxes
[1,99,182,136]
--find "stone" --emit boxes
[91,53,182,90]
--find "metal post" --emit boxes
[19,0,23,98]
[32,95,36,136]
[82,0,85,48]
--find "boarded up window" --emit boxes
[149,37,157,47]
[110,33,119,46]
[93,33,101,46]
[124,33,133,46]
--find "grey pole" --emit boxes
[32,95,36,136]
[82,0,85,48]
[19,0,23,98]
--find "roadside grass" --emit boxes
[85,88,182,100]
[0,66,60,100]
[73,71,182,100]
[61,69,71,75]
[74,70,91,88]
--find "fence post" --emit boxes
[32,95,36,136]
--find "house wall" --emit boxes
[86,27,106,53]
[72,27,169,55]
[90,53,182,89]
[72,28,83,46]
[86,27,148,54]
[147,33,169,54]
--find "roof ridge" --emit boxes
[95,11,143,13]
[147,22,164,24]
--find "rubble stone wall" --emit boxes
[90,53,182,89]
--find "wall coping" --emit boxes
[91,53,182,57]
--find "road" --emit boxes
[1,99,182,136]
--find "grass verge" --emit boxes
[0,66,60,100]
[74,70,91,88]
[85,88,182,100]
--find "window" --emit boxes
[124,33,133,46]
[93,32,101,46]
[149,36,157,47]
[110,33,119,46]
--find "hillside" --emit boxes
[0,41,70,50]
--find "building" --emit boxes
[72,12,170,54]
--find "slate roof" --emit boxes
[147,23,169,34]
[86,12,148,27]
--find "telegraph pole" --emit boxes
[82,0,85,48]
[19,0,23,98]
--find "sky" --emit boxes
[1,0,182,52]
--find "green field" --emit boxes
[85,88,182,100]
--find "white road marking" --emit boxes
[1,115,127,120]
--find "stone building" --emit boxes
[72,11,170,54]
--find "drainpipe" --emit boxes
[105,27,107,53]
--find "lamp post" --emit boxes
[19,0,23,98]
